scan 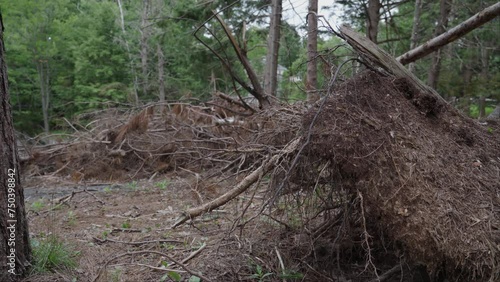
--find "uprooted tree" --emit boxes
[169,24,500,281]
[15,5,500,282]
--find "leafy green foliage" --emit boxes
[249,264,273,281]
[3,0,498,135]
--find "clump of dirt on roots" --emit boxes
[283,70,499,281]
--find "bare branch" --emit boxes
[397,2,500,65]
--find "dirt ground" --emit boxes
[21,172,414,282]
[22,173,267,282]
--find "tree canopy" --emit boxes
[1,0,498,134]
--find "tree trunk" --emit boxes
[36,60,50,134]
[478,43,489,118]
[461,63,472,113]
[478,96,486,118]
[157,44,165,112]
[366,0,382,43]
[408,0,423,74]
[427,0,452,90]
[306,0,319,103]
[263,0,282,97]
[116,0,139,105]
[0,14,32,281]
[398,2,500,65]
[140,0,151,97]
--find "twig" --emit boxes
[84,189,106,205]
[92,237,184,246]
[181,242,206,264]
[63,117,80,132]
[358,190,379,279]
[367,264,402,282]
[50,161,71,176]
[92,250,212,282]
[275,247,286,282]
[110,262,186,273]
[110,228,142,234]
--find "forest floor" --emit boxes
[21,173,390,282]
[22,174,278,282]
[24,174,412,282]
[19,71,500,282]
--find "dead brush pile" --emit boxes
[281,70,499,281]
[22,99,306,182]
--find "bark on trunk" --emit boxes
[366,0,382,43]
[306,0,319,103]
[157,44,165,112]
[263,0,282,97]
[479,43,489,118]
[478,96,486,118]
[0,14,32,281]
[461,63,472,113]
[36,60,50,133]
[408,0,423,74]
[427,0,452,90]
[140,0,150,97]
[116,0,139,105]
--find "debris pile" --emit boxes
[289,70,500,281]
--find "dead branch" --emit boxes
[397,2,500,65]
[214,91,256,113]
[213,13,271,109]
[110,228,142,234]
[172,138,300,228]
[92,237,184,246]
[109,262,187,273]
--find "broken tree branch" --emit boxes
[213,13,271,109]
[397,2,500,65]
[172,138,300,228]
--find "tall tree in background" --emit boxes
[366,0,382,43]
[0,12,32,280]
[157,43,165,107]
[427,0,452,90]
[408,0,423,73]
[263,0,282,97]
[307,0,319,103]
[116,0,139,105]
[140,0,151,97]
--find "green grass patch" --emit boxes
[31,235,79,273]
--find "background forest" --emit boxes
[1,0,499,135]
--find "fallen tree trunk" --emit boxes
[339,25,449,105]
[397,2,500,65]
[172,138,300,228]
